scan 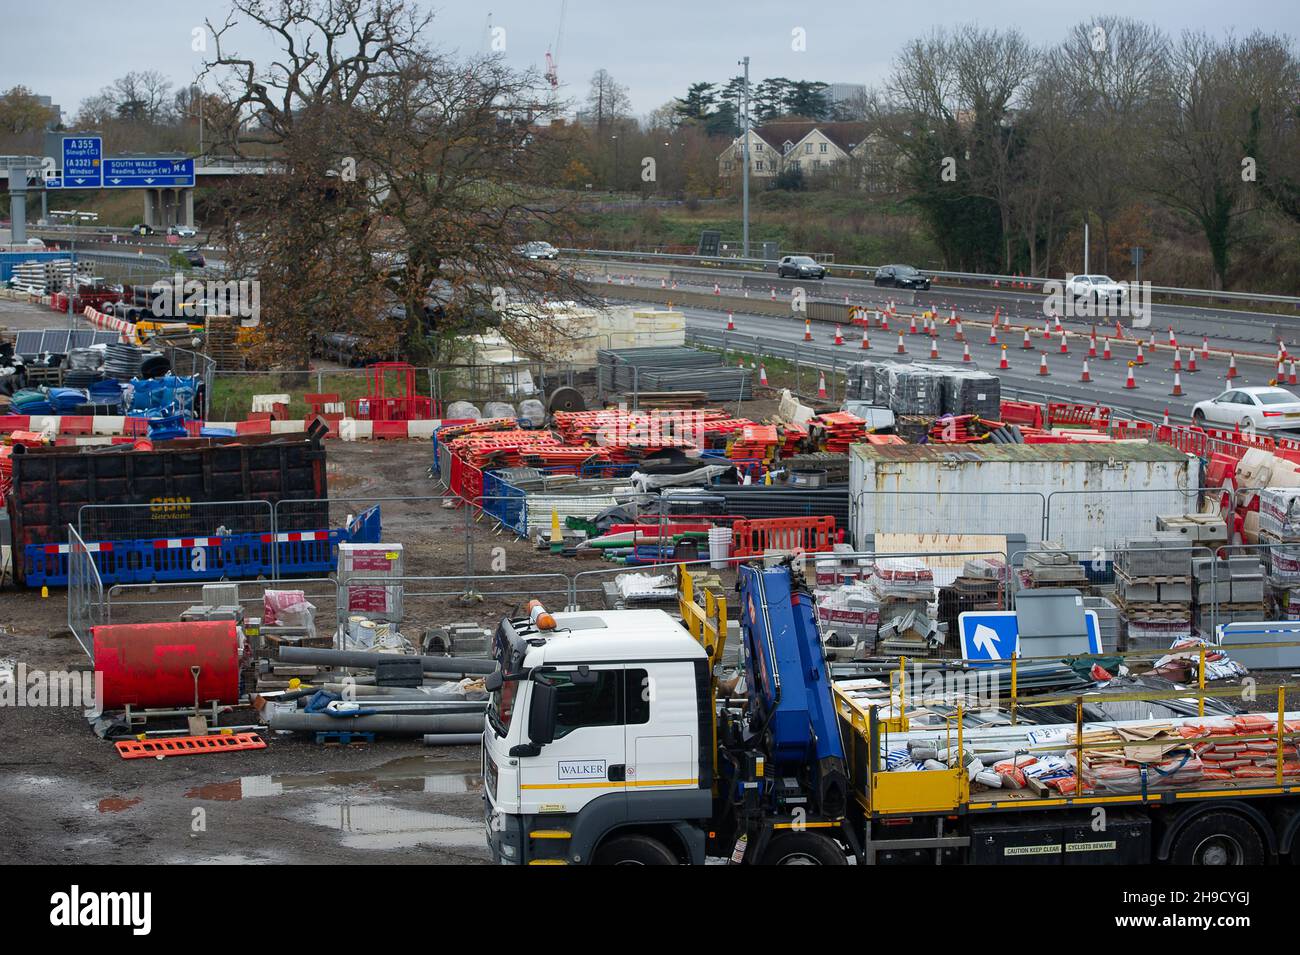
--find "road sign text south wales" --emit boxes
[103,157,195,188]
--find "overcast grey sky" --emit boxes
[3,1,1296,121]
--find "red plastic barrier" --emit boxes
[1047,402,1111,430]
[999,400,1044,430]
[731,516,836,558]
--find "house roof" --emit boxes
[753,120,870,153]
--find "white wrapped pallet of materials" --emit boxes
[1259,487,1300,540]
[848,443,1199,553]
[337,542,404,623]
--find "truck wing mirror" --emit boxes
[528,679,558,746]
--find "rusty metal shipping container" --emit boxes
[8,421,330,581]
[848,442,1199,552]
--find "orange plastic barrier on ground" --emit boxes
[730,516,837,558]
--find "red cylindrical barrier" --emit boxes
[93,621,241,709]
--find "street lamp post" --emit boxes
[739,55,750,260]
[50,209,97,329]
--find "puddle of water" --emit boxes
[184,757,482,802]
[305,801,488,852]
[97,797,141,813]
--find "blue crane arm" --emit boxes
[737,563,847,778]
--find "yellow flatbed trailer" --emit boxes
[832,668,1300,864]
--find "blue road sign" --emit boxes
[959,610,1101,665]
[103,157,195,188]
[43,176,63,189]
[61,136,102,188]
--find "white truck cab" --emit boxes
[483,606,713,864]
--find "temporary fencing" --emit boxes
[67,525,103,660]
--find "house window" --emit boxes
[820,143,827,153]
[755,142,763,152]
[791,159,800,169]
[755,160,764,171]
[723,161,733,173]
[805,143,812,154]
[783,141,793,154]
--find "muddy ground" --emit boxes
[0,439,593,865]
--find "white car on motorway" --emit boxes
[1192,386,1300,431]
[1065,273,1126,306]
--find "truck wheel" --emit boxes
[592,834,678,865]
[758,832,848,865]
[1169,813,1265,865]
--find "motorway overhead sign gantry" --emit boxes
[102,157,195,188]
[57,136,102,188]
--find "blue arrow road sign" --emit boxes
[61,136,102,188]
[102,157,195,188]
[959,610,1101,666]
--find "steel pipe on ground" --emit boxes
[277,647,497,675]
[267,711,485,736]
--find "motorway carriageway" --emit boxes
[581,258,1295,353]
[604,292,1290,428]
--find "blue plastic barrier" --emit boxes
[24,506,385,588]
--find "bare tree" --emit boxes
[203,0,588,364]
[1055,17,1170,274]
[586,69,630,131]
[1149,31,1290,288]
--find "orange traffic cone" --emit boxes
[804,320,813,342]
[897,333,906,354]
[834,325,844,346]
[1038,354,1050,376]
[1290,361,1297,386]
[1088,328,1097,358]
[1059,332,1069,355]
[955,320,965,341]
[1136,343,1146,365]
[1188,350,1199,373]
[1053,314,1063,335]
[1163,409,1171,427]
[989,324,999,345]
[909,315,918,335]
[1227,353,1238,379]
[1202,336,1210,360]
[929,339,940,360]
[999,345,1009,370]
[1022,327,1033,350]
[1125,362,1137,389]
[860,327,871,350]
[880,312,889,332]
[817,371,828,400]
[1168,326,1177,347]
[726,311,735,331]
[1103,338,1113,360]
[770,287,776,300]
[759,364,769,386]
[1171,372,1183,397]
[1115,320,1125,340]
[1080,359,1092,382]
[962,343,972,363]
[714,283,721,295]
[1172,348,1181,372]
[1043,319,1052,339]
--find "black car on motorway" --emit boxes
[776,255,827,280]
[874,264,931,290]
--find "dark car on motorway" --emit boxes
[131,223,157,236]
[874,264,931,290]
[777,255,827,280]
[179,247,206,268]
